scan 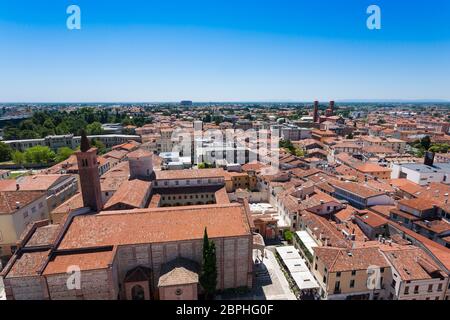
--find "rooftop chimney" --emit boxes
[313,101,319,123]
[424,151,435,167]
[16,183,20,191]
[329,100,335,114]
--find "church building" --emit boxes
[1,132,256,300]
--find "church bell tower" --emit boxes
[75,131,103,212]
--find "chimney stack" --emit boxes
[424,151,435,167]
[313,101,319,123]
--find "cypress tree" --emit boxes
[200,227,217,300]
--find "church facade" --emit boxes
[1,133,255,300]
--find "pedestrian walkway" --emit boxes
[261,249,296,300]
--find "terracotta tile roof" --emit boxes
[289,168,322,179]
[112,141,140,151]
[127,149,152,159]
[58,203,251,250]
[364,179,395,193]
[389,179,422,195]
[45,155,78,174]
[158,258,199,287]
[301,212,348,248]
[103,149,128,160]
[25,224,61,247]
[414,220,450,234]
[214,186,230,204]
[362,145,395,154]
[301,191,341,212]
[0,191,45,215]
[43,248,115,275]
[156,168,226,180]
[6,250,50,278]
[241,162,267,172]
[369,205,397,218]
[355,163,391,173]
[355,211,388,228]
[334,164,365,181]
[102,161,130,178]
[387,221,450,271]
[333,180,385,198]
[383,247,445,281]
[100,175,128,192]
[390,208,421,221]
[413,183,450,211]
[278,190,300,212]
[104,179,151,209]
[333,142,362,149]
[398,198,437,211]
[313,246,390,272]
[51,193,84,215]
[0,179,16,191]
[335,206,358,222]
[15,175,74,191]
[148,193,161,207]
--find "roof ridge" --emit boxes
[98,202,241,216]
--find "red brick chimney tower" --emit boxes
[329,100,335,114]
[75,131,103,212]
[313,101,319,123]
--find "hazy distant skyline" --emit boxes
[1,0,449,102]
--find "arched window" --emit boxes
[131,285,145,300]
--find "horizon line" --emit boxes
[1,99,449,105]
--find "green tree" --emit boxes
[0,142,13,162]
[294,148,305,157]
[420,136,431,151]
[200,228,217,300]
[11,151,25,165]
[55,122,71,135]
[43,118,55,130]
[19,119,37,131]
[284,230,293,244]
[3,127,21,140]
[55,147,74,162]
[429,143,450,153]
[86,122,104,135]
[279,139,298,155]
[121,117,133,126]
[91,139,106,154]
[19,129,40,139]
[198,162,213,169]
[202,114,212,123]
[23,146,55,164]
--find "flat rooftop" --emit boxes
[400,163,450,173]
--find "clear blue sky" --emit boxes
[0,0,449,102]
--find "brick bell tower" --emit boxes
[75,130,103,212]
